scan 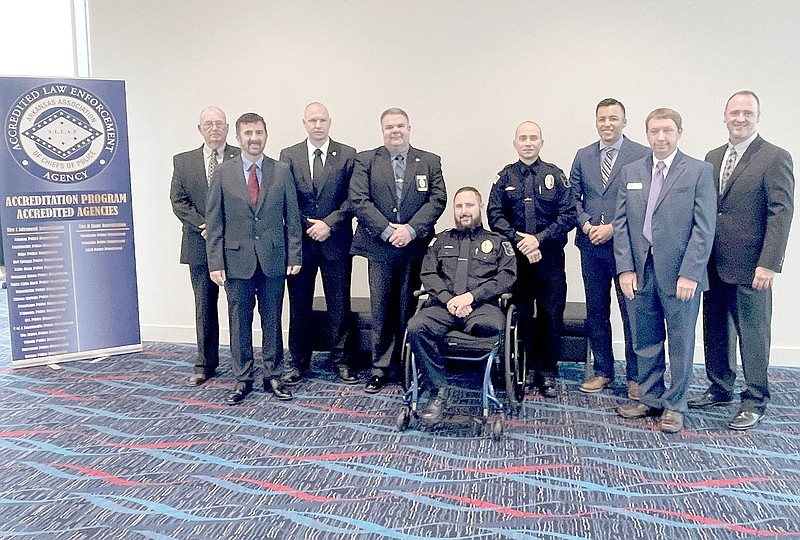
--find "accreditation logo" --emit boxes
[6,83,118,183]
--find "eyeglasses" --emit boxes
[200,121,226,129]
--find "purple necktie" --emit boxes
[643,161,665,244]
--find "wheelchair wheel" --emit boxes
[402,330,413,391]
[492,418,504,441]
[504,305,526,405]
[395,406,411,432]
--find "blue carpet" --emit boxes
[0,291,799,539]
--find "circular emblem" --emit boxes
[481,239,493,253]
[545,174,555,190]
[6,83,117,183]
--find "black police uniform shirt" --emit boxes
[487,159,576,249]
[420,227,517,307]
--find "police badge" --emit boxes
[481,240,493,253]
[545,174,555,190]
[416,175,428,192]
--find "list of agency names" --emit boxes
[4,221,131,358]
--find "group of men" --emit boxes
[170,91,794,433]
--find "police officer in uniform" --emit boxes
[407,186,517,423]
[488,121,576,398]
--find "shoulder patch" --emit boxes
[502,241,514,257]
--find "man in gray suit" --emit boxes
[570,98,650,399]
[280,102,358,385]
[206,112,303,405]
[170,106,240,386]
[613,108,716,433]
[689,91,795,430]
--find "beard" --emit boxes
[455,214,482,231]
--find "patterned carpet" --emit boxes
[1,293,799,539]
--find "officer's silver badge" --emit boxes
[481,240,493,253]
[545,174,555,190]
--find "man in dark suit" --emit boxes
[689,91,795,430]
[279,102,358,385]
[350,107,447,393]
[614,108,716,433]
[570,98,650,399]
[206,112,303,405]
[170,106,240,386]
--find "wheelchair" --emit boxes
[395,291,526,440]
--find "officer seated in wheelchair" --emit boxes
[406,186,517,424]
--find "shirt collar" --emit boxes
[307,138,330,158]
[728,131,758,156]
[203,144,224,159]
[242,154,264,172]
[599,136,624,153]
[652,149,678,172]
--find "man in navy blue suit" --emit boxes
[570,98,650,399]
[614,108,716,433]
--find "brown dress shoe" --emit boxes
[660,410,684,433]
[617,402,663,419]
[627,381,640,401]
[187,373,208,387]
[580,376,611,393]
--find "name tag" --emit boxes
[627,182,643,190]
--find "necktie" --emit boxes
[601,147,615,189]
[453,234,471,295]
[393,154,405,200]
[720,148,737,195]
[207,149,219,184]
[643,161,665,244]
[312,148,323,193]
[523,167,537,233]
[248,163,259,206]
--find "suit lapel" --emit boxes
[725,135,762,193]
[317,140,340,195]
[255,157,272,213]
[295,142,313,193]
[376,147,398,204]
[654,152,685,211]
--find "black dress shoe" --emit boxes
[336,365,359,385]
[728,410,763,431]
[420,394,447,424]
[281,369,304,387]
[266,378,293,401]
[688,390,734,409]
[364,375,386,394]
[186,373,208,387]
[618,401,663,419]
[225,382,252,406]
[539,377,557,398]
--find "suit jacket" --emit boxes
[706,135,794,284]
[570,136,650,252]
[170,144,240,265]
[205,155,302,279]
[613,150,717,295]
[349,145,447,261]
[279,139,356,261]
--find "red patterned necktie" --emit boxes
[248,163,259,206]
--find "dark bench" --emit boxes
[310,296,590,372]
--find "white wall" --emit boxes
[86,0,800,365]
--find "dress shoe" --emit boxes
[281,369,304,387]
[687,390,734,410]
[186,373,208,387]
[660,410,684,433]
[627,381,640,401]
[728,410,763,431]
[539,377,557,398]
[266,378,293,401]
[224,382,253,406]
[420,390,448,424]
[617,401,663,419]
[336,365,359,385]
[579,376,611,393]
[364,375,387,394]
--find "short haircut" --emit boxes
[596,98,626,117]
[199,106,226,123]
[645,108,682,131]
[454,185,482,202]
[725,90,761,112]
[235,112,267,134]
[380,107,409,123]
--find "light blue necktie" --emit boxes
[643,161,665,244]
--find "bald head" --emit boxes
[513,121,544,164]
[303,102,331,146]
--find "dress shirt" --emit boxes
[241,155,264,185]
[720,131,758,179]
[306,138,330,173]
